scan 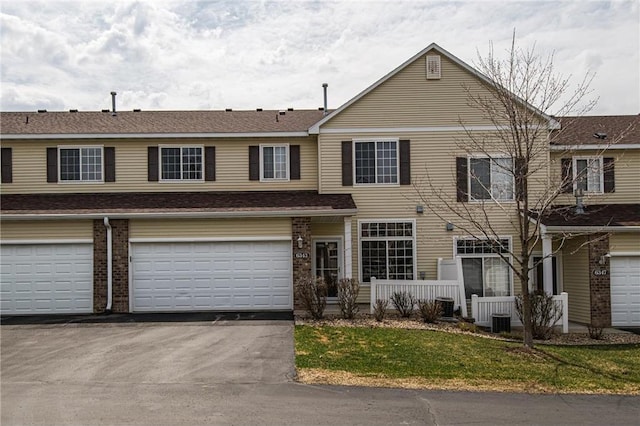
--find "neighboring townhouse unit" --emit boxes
[1,43,638,327]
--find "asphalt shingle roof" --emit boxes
[551,115,640,146]
[0,190,357,215]
[0,110,326,135]
[538,204,640,227]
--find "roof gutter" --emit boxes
[0,208,359,221]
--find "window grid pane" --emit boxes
[376,141,398,184]
[60,149,80,181]
[263,147,274,179]
[491,158,513,200]
[161,148,181,180]
[274,146,287,179]
[355,142,376,183]
[470,158,491,199]
[181,147,202,180]
[81,148,102,181]
[360,221,414,282]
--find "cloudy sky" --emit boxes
[1,0,638,115]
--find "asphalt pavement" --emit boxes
[1,319,638,425]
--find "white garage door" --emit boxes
[0,243,93,315]
[610,256,640,326]
[131,241,292,312]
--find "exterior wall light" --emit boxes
[446,222,454,231]
[297,235,304,249]
[416,205,424,214]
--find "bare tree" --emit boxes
[414,33,600,349]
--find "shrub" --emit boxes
[457,322,479,333]
[588,321,605,340]
[337,278,360,319]
[418,299,442,323]
[373,299,389,322]
[515,290,561,340]
[295,276,327,320]
[390,291,416,318]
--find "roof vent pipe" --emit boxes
[322,83,328,116]
[110,91,117,116]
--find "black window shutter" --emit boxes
[399,140,411,185]
[148,146,159,182]
[560,158,573,193]
[249,146,259,180]
[1,147,12,183]
[290,145,300,180]
[515,156,526,201]
[341,141,353,186]
[603,157,615,193]
[104,147,116,182]
[205,146,216,181]
[47,147,58,183]
[456,157,468,202]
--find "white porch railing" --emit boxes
[471,292,569,334]
[370,277,467,317]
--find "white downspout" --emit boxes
[103,217,113,313]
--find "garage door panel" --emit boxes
[132,241,292,311]
[1,243,94,315]
[611,256,640,326]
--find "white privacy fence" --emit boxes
[370,277,467,317]
[471,292,569,333]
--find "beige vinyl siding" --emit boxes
[323,52,506,129]
[2,137,318,194]
[561,237,591,324]
[0,220,92,240]
[311,222,343,237]
[129,218,291,239]
[550,149,640,204]
[610,233,640,253]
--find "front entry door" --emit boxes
[313,240,342,298]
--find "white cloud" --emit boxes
[1,0,637,114]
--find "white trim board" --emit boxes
[549,144,640,151]
[319,125,548,134]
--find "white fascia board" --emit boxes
[0,239,93,245]
[543,226,640,233]
[319,125,548,134]
[309,43,556,134]
[0,208,358,221]
[549,144,640,151]
[1,131,309,140]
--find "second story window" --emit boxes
[469,157,514,201]
[59,147,102,182]
[261,145,289,180]
[574,156,602,193]
[161,147,203,181]
[354,140,398,184]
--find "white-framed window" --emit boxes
[455,237,512,298]
[468,156,514,201]
[359,220,415,282]
[573,156,603,194]
[261,144,289,180]
[160,146,203,181]
[59,146,103,182]
[354,139,398,185]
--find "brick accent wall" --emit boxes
[93,219,129,313]
[292,217,312,309]
[588,233,611,327]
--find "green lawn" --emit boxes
[295,325,640,394]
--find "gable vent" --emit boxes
[426,55,441,80]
